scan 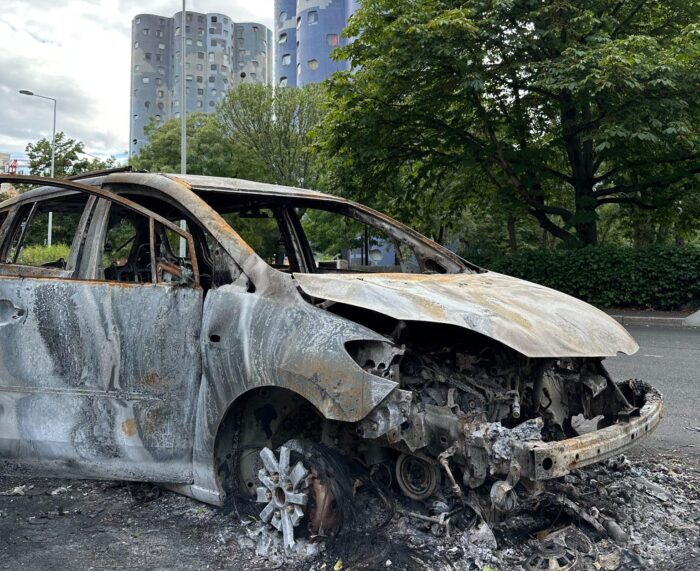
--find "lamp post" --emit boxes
[19,89,56,246]
[179,0,188,256]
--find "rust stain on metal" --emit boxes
[122,419,137,437]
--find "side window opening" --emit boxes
[3,195,89,270]
[222,208,295,272]
[98,202,199,288]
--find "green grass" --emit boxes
[17,244,70,267]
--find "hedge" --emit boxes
[488,246,700,311]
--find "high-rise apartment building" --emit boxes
[130,11,272,157]
[274,1,360,88]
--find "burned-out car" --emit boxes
[0,171,661,548]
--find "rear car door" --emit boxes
[0,177,203,483]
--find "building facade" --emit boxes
[130,11,272,157]
[274,0,359,88]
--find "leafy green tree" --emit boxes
[322,0,700,246]
[25,132,115,177]
[218,84,326,187]
[131,112,265,179]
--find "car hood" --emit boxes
[293,271,638,358]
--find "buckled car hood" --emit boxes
[293,271,638,358]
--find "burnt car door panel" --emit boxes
[0,179,203,482]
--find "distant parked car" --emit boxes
[0,171,662,548]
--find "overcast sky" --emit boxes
[0,0,273,164]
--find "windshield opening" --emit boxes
[196,191,471,275]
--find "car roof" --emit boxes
[0,173,340,209]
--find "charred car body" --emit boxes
[0,172,662,548]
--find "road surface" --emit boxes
[605,325,700,456]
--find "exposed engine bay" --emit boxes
[247,317,661,549]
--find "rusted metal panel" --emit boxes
[293,272,639,358]
[517,388,663,480]
[0,276,202,482]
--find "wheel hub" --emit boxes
[256,446,310,549]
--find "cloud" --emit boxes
[0,0,273,159]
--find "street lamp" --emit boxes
[19,89,57,246]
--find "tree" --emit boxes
[322,0,700,246]
[131,113,265,179]
[25,132,115,178]
[218,84,326,187]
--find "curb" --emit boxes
[609,315,700,329]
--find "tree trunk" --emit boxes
[507,216,517,252]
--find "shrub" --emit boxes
[488,246,700,310]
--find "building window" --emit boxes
[133,114,139,120]
[209,101,215,107]
[157,102,164,110]
[279,11,287,25]
[198,88,204,95]
[185,25,190,33]
[296,63,301,76]
[134,41,139,48]
[175,27,181,36]
[211,64,217,71]
[198,15,204,24]
[134,65,140,72]
[327,34,339,47]
[308,11,318,25]
[197,100,203,108]
[198,51,204,59]
[209,27,215,34]
[209,52,216,61]
[308,59,319,71]
[252,60,259,68]
[279,77,288,87]
[157,90,164,97]
[186,74,193,81]
[223,77,228,84]
[198,27,204,36]
[186,38,193,45]
[252,26,259,33]
[221,65,228,72]
[156,30,163,38]
[156,53,162,62]
[145,52,152,60]
[296,16,301,30]
[251,72,257,80]
[279,33,287,44]
[144,101,151,108]
[158,66,165,75]
[133,89,138,96]
[211,16,217,23]
[281,53,291,65]
[186,13,192,22]
[143,28,150,36]
[209,76,215,83]
[156,78,163,86]
[132,138,138,145]
[197,63,203,71]
[135,17,140,25]
[158,43,165,50]
[197,76,203,83]
[211,89,217,96]
[155,114,161,121]
[197,40,203,47]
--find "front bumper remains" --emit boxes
[516,381,663,481]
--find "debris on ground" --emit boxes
[1,449,698,570]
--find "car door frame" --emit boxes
[0,175,204,483]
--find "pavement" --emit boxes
[604,324,700,457]
[607,308,700,328]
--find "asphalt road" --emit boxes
[604,325,700,457]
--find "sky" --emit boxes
[0,0,273,165]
